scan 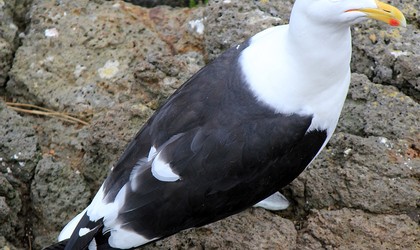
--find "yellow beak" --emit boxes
[348,0,407,27]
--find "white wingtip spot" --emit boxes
[78,227,91,237]
[108,227,154,249]
[87,184,127,224]
[58,208,88,241]
[254,192,290,211]
[151,152,180,182]
[130,157,148,191]
[148,146,157,161]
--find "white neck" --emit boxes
[287,12,352,91]
[239,18,353,136]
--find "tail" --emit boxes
[43,213,114,250]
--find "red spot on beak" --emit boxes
[389,19,400,26]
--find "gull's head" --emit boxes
[292,0,406,27]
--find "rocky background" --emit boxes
[0,0,418,249]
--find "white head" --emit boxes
[291,0,406,28]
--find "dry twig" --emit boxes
[5,102,89,125]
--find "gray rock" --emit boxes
[287,73,419,216]
[203,0,292,60]
[351,0,420,101]
[0,174,21,249]
[144,208,297,250]
[0,0,20,47]
[0,101,39,183]
[0,100,40,249]
[0,0,32,87]
[297,208,419,250]
[7,0,204,114]
[290,132,419,214]
[0,235,19,250]
[340,73,419,139]
[0,38,13,87]
[31,156,91,249]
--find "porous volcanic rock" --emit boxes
[0,0,418,249]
